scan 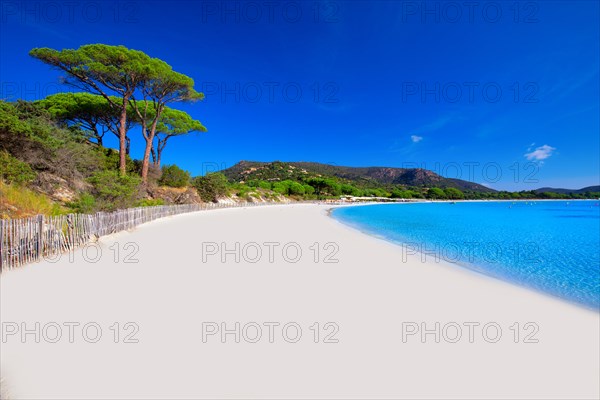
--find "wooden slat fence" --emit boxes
[0,201,282,271]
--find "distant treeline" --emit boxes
[237,178,600,200]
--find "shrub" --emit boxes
[136,198,165,207]
[88,170,141,210]
[271,181,288,195]
[341,184,356,195]
[0,150,36,184]
[444,187,465,199]
[303,184,315,196]
[193,172,229,202]
[363,188,388,197]
[427,187,446,199]
[68,193,97,214]
[258,181,272,190]
[234,183,253,197]
[101,148,137,173]
[407,190,423,198]
[390,189,404,198]
[305,177,342,196]
[159,164,190,188]
[391,189,420,199]
[288,181,306,196]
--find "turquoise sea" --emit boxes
[332,201,600,309]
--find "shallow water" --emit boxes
[332,201,600,309]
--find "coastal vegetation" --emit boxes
[221,161,600,201]
[1,44,598,218]
[1,95,598,219]
[29,44,203,181]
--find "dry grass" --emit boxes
[0,180,64,219]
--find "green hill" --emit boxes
[221,160,496,193]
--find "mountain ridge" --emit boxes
[533,186,600,194]
[221,161,496,193]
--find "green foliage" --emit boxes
[305,177,342,196]
[136,198,165,207]
[156,107,207,135]
[154,107,207,166]
[0,150,36,184]
[30,44,205,176]
[391,188,421,199]
[340,183,355,195]
[35,92,121,145]
[268,180,307,196]
[271,181,288,195]
[444,187,465,199]
[539,191,561,199]
[232,183,253,198]
[193,172,229,202]
[68,193,97,214]
[257,181,272,190]
[288,181,306,196]
[303,184,315,196]
[0,100,105,180]
[427,187,447,199]
[87,170,141,210]
[159,164,190,188]
[0,100,64,151]
[363,188,389,197]
[99,148,136,173]
[29,45,155,91]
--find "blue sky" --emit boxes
[1,0,598,190]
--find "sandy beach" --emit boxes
[1,203,598,399]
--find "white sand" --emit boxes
[1,203,598,399]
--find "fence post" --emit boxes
[0,219,4,272]
[66,214,74,251]
[0,200,286,269]
[37,214,44,262]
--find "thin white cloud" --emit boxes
[525,144,556,161]
[410,135,423,143]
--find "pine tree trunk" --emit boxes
[118,97,129,176]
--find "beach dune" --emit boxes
[1,204,598,399]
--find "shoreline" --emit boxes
[1,204,598,398]
[328,204,599,313]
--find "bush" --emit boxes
[159,164,190,188]
[193,172,229,202]
[88,170,141,210]
[101,148,137,173]
[363,188,388,197]
[444,187,465,199]
[305,177,342,196]
[303,184,315,196]
[136,198,165,207]
[271,181,288,195]
[427,187,446,199]
[407,190,423,198]
[0,150,36,184]
[288,181,306,196]
[68,193,97,214]
[391,189,406,198]
[258,181,272,190]
[234,183,253,198]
